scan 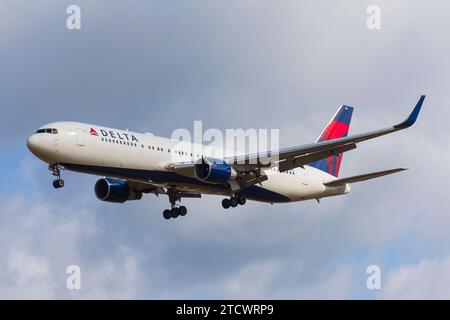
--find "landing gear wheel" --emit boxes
[49,164,64,189]
[238,194,246,205]
[165,190,189,220]
[171,208,180,219]
[230,197,239,208]
[53,179,64,189]
[222,198,231,209]
[163,209,172,220]
[179,206,187,216]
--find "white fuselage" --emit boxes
[27,122,349,203]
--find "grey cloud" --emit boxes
[380,256,450,299]
[1,0,449,298]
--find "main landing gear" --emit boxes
[163,191,188,220]
[222,194,246,209]
[49,164,64,189]
[163,206,187,220]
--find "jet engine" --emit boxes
[194,158,237,184]
[94,178,142,203]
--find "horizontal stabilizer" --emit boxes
[323,168,408,187]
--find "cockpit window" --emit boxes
[36,128,58,134]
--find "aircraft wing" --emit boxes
[227,95,425,172]
[166,96,424,191]
[127,179,205,198]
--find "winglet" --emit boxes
[394,95,425,129]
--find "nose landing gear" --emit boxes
[222,194,246,209]
[52,179,65,189]
[49,164,65,189]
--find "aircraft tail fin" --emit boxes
[309,105,354,177]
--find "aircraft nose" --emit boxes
[26,134,40,153]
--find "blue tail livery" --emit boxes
[309,105,354,177]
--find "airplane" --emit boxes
[26,96,425,220]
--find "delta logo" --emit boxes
[90,127,139,143]
[90,128,98,136]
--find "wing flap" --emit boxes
[279,143,357,172]
[323,168,408,187]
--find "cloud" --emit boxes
[222,260,355,299]
[6,249,55,299]
[380,256,450,299]
[0,193,145,299]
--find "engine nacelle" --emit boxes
[94,178,142,203]
[194,157,237,184]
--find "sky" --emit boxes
[0,0,449,299]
